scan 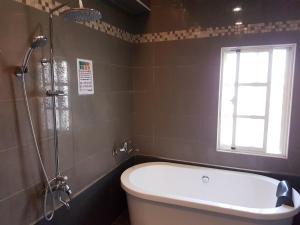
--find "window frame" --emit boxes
[217,44,296,159]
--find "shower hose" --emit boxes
[21,72,56,221]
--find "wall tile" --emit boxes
[132,1,300,176]
[0,183,43,225]
[132,135,154,155]
[132,67,154,91]
[0,138,54,200]
[131,43,155,66]
[3,0,300,224]
[0,1,133,224]
[132,111,154,137]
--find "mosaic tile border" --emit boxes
[134,20,300,43]
[14,0,300,44]
[14,0,134,42]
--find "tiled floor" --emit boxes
[112,211,130,225]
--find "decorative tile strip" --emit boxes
[14,0,134,42]
[13,0,300,44]
[133,20,300,43]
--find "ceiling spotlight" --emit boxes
[233,6,242,12]
[235,21,243,26]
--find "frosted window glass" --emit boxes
[221,52,236,117]
[237,86,267,116]
[219,52,236,147]
[236,118,265,148]
[239,51,269,83]
[267,49,287,154]
[223,52,237,86]
[218,45,295,158]
[220,116,233,146]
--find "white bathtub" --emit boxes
[121,162,300,225]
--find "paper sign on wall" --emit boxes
[77,58,94,95]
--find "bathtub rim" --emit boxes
[121,162,300,221]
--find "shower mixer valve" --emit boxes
[53,175,72,195]
[46,90,66,96]
[47,175,72,209]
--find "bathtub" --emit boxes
[121,162,300,225]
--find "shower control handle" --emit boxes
[41,58,50,66]
[56,175,68,182]
[58,196,70,210]
[65,184,72,196]
[46,90,66,96]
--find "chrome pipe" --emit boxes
[49,0,79,177]
[49,12,60,177]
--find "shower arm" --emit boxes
[48,0,85,71]
[48,0,73,69]
[50,0,75,14]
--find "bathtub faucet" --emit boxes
[47,175,72,209]
[112,139,139,156]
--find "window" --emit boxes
[217,44,296,158]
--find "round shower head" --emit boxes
[62,8,102,22]
[31,36,48,49]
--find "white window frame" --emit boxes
[217,44,296,158]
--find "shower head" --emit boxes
[25,35,47,68]
[61,0,102,22]
[31,36,48,49]
[62,8,102,22]
[15,35,48,76]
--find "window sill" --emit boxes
[217,148,288,159]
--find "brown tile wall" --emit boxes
[132,0,300,175]
[0,0,134,224]
[138,0,300,33]
[2,0,300,224]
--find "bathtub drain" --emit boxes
[202,176,209,184]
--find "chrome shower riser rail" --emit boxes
[49,1,75,178]
[49,11,60,178]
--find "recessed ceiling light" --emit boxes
[233,6,242,12]
[235,21,243,26]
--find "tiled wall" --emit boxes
[0,0,134,224]
[13,0,135,42]
[132,0,300,175]
[13,0,300,44]
[2,0,300,224]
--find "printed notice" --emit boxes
[77,58,94,95]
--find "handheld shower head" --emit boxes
[15,35,48,77]
[61,0,102,22]
[23,35,48,68]
[31,36,48,49]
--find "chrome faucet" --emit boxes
[112,139,139,156]
[53,175,72,196]
[48,175,72,209]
